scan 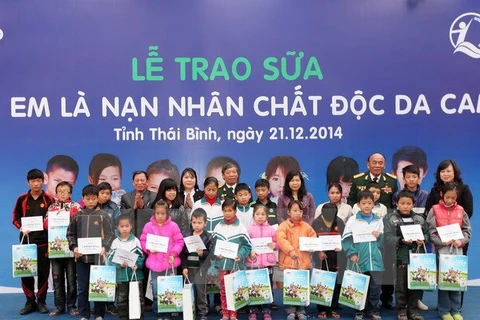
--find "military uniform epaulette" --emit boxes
[385,173,397,179]
[354,172,365,179]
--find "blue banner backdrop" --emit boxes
[0,0,479,287]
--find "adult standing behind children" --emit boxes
[44,181,81,316]
[217,162,240,201]
[347,153,397,209]
[179,167,204,211]
[12,169,55,315]
[121,170,157,210]
[277,170,316,225]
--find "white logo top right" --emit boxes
[449,13,480,59]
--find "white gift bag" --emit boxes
[182,277,195,320]
[12,235,38,278]
[129,271,142,319]
[283,268,310,307]
[246,268,273,306]
[439,247,468,292]
[89,265,116,302]
[339,263,370,311]
[225,269,250,311]
[310,267,337,307]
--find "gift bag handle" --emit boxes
[232,260,239,271]
[20,234,30,245]
[130,269,138,282]
[164,263,175,276]
[321,257,329,272]
[352,262,362,273]
[449,244,462,255]
[184,276,191,284]
[415,243,427,254]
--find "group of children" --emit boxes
[12,162,471,320]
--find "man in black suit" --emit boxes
[121,170,157,210]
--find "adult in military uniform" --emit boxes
[347,153,397,209]
[217,162,240,201]
[346,153,398,310]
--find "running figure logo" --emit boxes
[449,12,480,59]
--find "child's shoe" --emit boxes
[354,312,364,320]
[286,313,296,320]
[248,313,257,320]
[441,314,454,320]
[408,313,424,320]
[397,314,408,320]
[263,311,272,320]
[452,314,463,320]
[368,314,382,320]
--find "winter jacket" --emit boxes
[191,197,223,233]
[236,205,254,228]
[384,210,429,264]
[67,207,115,264]
[180,230,214,273]
[44,199,81,229]
[425,183,473,218]
[212,219,252,271]
[392,186,429,209]
[169,206,191,237]
[277,218,317,270]
[312,215,346,272]
[140,216,184,272]
[246,221,278,268]
[12,191,55,244]
[341,212,384,272]
[426,200,471,255]
[107,234,145,282]
[99,200,121,226]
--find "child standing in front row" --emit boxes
[277,200,317,320]
[67,184,115,320]
[140,200,184,320]
[246,204,279,320]
[384,191,428,320]
[426,182,471,320]
[212,198,252,320]
[107,214,145,320]
[342,190,384,320]
[180,208,214,320]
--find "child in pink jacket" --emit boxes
[140,200,184,318]
[246,204,279,320]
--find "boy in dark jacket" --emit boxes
[384,191,428,320]
[67,184,115,320]
[181,208,214,320]
[12,169,55,315]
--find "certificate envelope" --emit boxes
[111,248,139,267]
[21,216,44,232]
[184,235,207,253]
[299,237,321,251]
[78,237,102,254]
[352,227,376,243]
[317,235,342,251]
[213,240,239,259]
[400,224,425,241]
[251,237,274,254]
[146,234,169,253]
[437,223,464,242]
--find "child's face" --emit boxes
[253,208,268,224]
[235,190,251,206]
[403,172,420,190]
[165,188,177,203]
[83,194,99,209]
[439,165,455,183]
[328,187,342,204]
[117,219,132,238]
[268,167,285,198]
[207,167,224,186]
[204,183,218,199]
[442,190,458,206]
[147,173,168,193]
[358,197,374,215]
[288,175,302,192]
[395,160,425,187]
[255,186,270,201]
[27,178,44,194]
[222,205,236,220]
[397,197,414,215]
[98,166,121,191]
[222,167,239,186]
[191,216,206,233]
[368,187,381,203]
[182,172,196,191]
[288,203,303,221]
[154,206,168,224]
[55,185,72,202]
[44,168,76,196]
[132,172,148,193]
[98,189,112,204]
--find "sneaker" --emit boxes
[67,307,79,316]
[452,314,463,320]
[106,304,118,315]
[368,314,382,320]
[263,311,273,320]
[95,317,103,320]
[354,313,364,320]
[441,314,454,320]
[408,313,424,320]
[417,300,428,311]
[37,302,49,314]
[19,301,37,315]
[248,313,257,320]
[80,318,89,320]
[49,308,65,316]
[397,314,408,320]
